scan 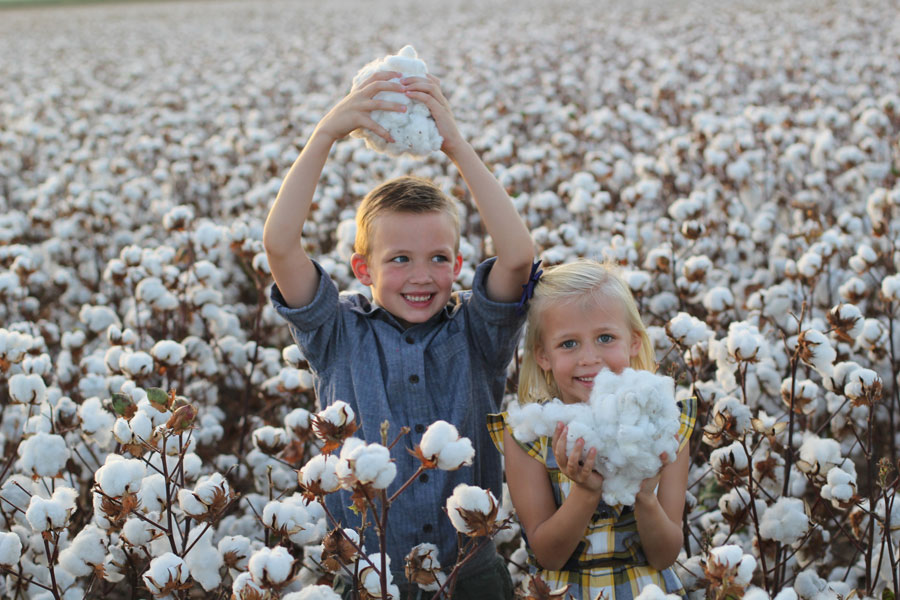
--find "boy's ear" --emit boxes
[453,253,463,278]
[350,253,373,286]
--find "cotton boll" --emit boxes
[184,538,223,591]
[445,484,499,536]
[0,531,22,566]
[247,545,293,586]
[299,454,341,495]
[759,497,808,544]
[350,46,442,157]
[797,435,843,480]
[95,455,146,497]
[143,552,190,596]
[666,312,712,347]
[820,464,857,507]
[8,373,47,404]
[635,584,683,599]
[18,432,70,478]
[283,586,342,600]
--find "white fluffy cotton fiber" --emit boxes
[351,45,443,157]
[506,368,681,506]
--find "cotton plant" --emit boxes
[506,368,681,505]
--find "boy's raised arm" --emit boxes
[263,72,406,308]
[405,76,535,303]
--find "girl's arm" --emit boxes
[404,76,534,302]
[633,445,690,570]
[504,424,603,571]
[263,72,405,308]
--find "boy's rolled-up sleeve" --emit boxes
[269,260,342,373]
[466,257,526,372]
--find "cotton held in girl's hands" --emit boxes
[351,45,443,157]
[506,368,681,506]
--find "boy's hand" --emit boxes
[552,423,604,493]
[401,74,467,158]
[315,72,407,144]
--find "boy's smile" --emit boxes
[351,211,462,329]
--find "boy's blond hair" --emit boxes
[354,176,460,257]
[518,260,655,405]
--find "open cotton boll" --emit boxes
[95,455,146,497]
[8,373,47,404]
[634,584,683,599]
[759,497,809,544]
[143,552,190,596]
[299,454,341,494]
[821,464,857,506]
[18,431,70,478]
[0,531,22,566]
[666,312,711,347]
[184,538,223,591]
[708,545,756,585]
[248,544,293,586]
[58,524,107,577]
[445,484,499,536]
[350,45,442,157]
[283,586,342,600]
[26,489,75,532]
[797,435,843,478]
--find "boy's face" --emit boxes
[351,211,462,329]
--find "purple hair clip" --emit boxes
[515,260,543,314]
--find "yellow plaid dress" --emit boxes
[487,397,697,600]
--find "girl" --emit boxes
[489,260,696,599]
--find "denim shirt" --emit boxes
[270,258,525,580]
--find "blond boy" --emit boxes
[263,71,534,597]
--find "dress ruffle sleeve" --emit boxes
[675,396,698,454]
[486,412,548,465]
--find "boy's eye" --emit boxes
[390,256,409,263]
[432,254,450,263]
[598,334,614,343]
[560,340,577,349]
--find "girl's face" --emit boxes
[534,294,641,405]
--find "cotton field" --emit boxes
[1,0,899,597]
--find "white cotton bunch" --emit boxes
[710,396,753,438]
[282,344,305,368]
[119,351,154,378]
[218,535,253,572]
[0,328,30,365]
[18,431,70,478]
[95,455,146,496]
[506,369,680,505]
[710,441,749,476]
[351,45,442,157]
[634,584,683,599]
[122,513,159,546]
[8,373,47,404]
[797,435,843,478]
[703,287,735,313]
[759,497,809,544]
[445,484,499,535]
[820,463,857,507]
[58,524,107,577]
[184,530,223,591]
[143,552,190,597]
[25,487,77,532]
[252,425,289,454]
[261,498,319,545]
[0,531,22,566]
[317,401,355,428]
[283,586,342,600]
[247,544,294,586]
[843,368,881,403]
[299,454,341,494]
[79,304,121,333]
[151,340,186,367]
[335,438,396,490]
[708,545,756,585]
[666,312,711,347]
[725,321,765,362]
[417,421,475,470]
[405,543,446,592]
[137,474,168,513]
[177,472,232,520]
[797,329,836,376]
[359,552,400,599]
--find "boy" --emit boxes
[263,70,534,597]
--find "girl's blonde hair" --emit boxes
[518,260,655,404]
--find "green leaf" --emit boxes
[883,588,895,600]
[147,387,169,411]
[109,393,137,419]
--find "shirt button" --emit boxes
[419,473,429,483]
[409,374,419,384]
[405,336,414,344]
[414,424,425,434]
[422,523,433,533]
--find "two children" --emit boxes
[489,261,697,599]
[265,68,694,599]
[264,70,533,598]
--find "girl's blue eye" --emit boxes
[561,340,577,349]
[598,334,614,343]
[391,256,409,263]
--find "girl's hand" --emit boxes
[399,74,466,158]
[315,72,406,144]
[552,423,604,493]
[637,452,670,498]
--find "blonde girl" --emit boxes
[489,260,696,599]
